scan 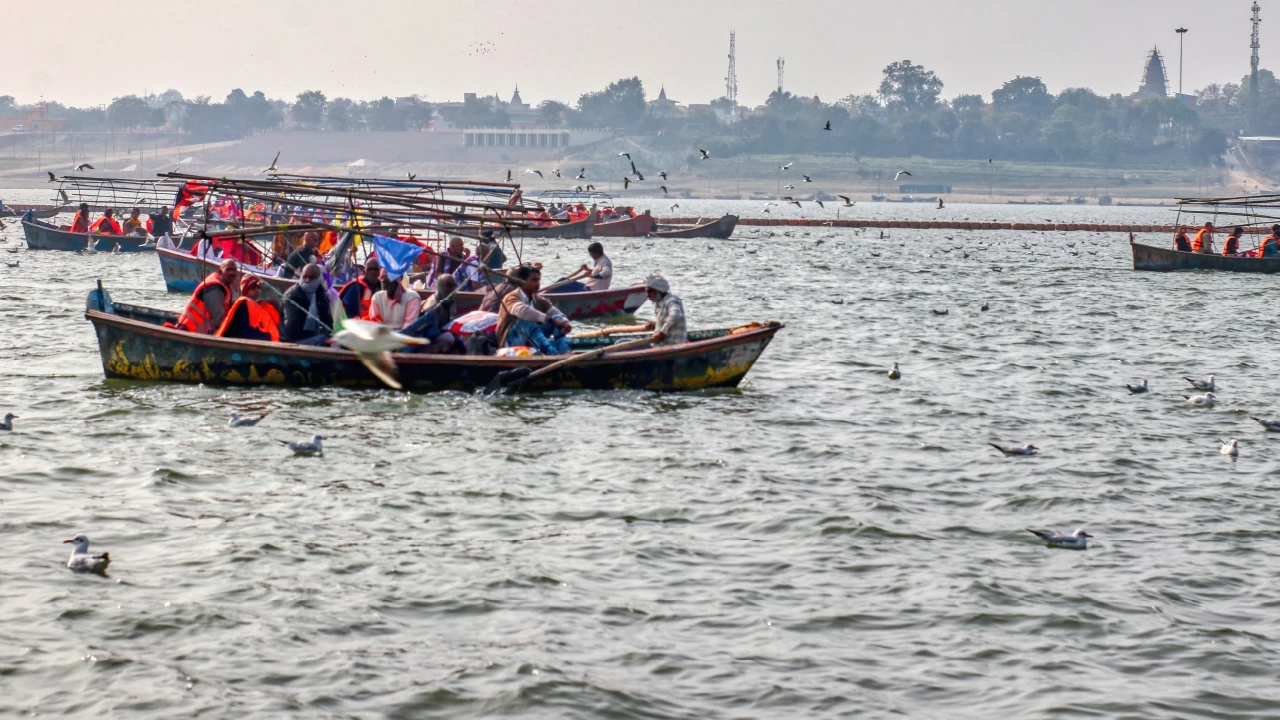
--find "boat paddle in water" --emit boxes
[485,333,660,395]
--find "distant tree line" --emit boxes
[6,58,1279,166]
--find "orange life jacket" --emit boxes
[1192,228,1212,253]
[69,212,90,233]
[175,272,231,334]
[214,297,280,342]
[89,216,122,235]
[339,276,377,318]
[1223,235,1240,256]
[1258,234,1280,258]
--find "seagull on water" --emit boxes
[1126,380,1149,394]
[932,309,949,316]
[1184,392,1216,407]
[332,318,430,390]
[1184,375,1215,391]
[1251,417,1280,432]
[64,535,111,573]
[0,412,17,430]
[228,411,269,428]
[990,443,1039,456]
[1026,528,1091,550]
[980,303,989,311]
[280,435,323,455]
[1221,439,1240,456]
[257,151,281,175]
[888,362,901,380]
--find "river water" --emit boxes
[3,199,1280,719]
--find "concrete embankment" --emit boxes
[664,217,1221,234]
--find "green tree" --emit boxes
[577,77,646,128]
[537,100,576,128]
[325,97,356,131]
[457,95,509,128]
[878,60,943,112]
[951,94,985,113]
[293,90,326,129]
[107,95,162,129]
[1043,105,1082,159]
[992,76,1054,118]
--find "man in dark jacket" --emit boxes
[279,263,333,345]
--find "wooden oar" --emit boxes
[569,324,649,339]
[484,333,660,395]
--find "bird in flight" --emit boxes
[406,172,417,181]
[698,148,710,160]
[815,199,825,208]
[552,168,562,178]
[58,188,70,203]
[783,184,795,190]
[75,163,94,171]
[525,169,544,178]
[46,171,56,182]
[658,171,669,180]
[506,169,514,182]
[780,162,793,171]
[257,151,281,175]
[838,195,854,207]
[823,120,832,131]
[670,203,679,211]
[895,170,912,180]
[660,185,668,194]
[575,168,587,179]
[623,177,632,189]
[619,152,631,160]
[802,175,813,183]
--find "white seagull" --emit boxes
[280,435,323,455]
[1251,417,1280,432]
[0,412,16,431]
[257,150,281,175]
[888,362,901,380]
[332,318,430,390]
[524,169,544,178]
[228,411,269,428]
[75,163,94,171]
[1026,528,1092,550]
[1184,392,1216,407]
[1126,380,1149,394]
[698,148,710,160]
[1221,439,1240,456]
[895,170,912,180]
[838,195,855,207]
[990,443,1039,456]
[1184,375,1215,391]
[65,535,111,573]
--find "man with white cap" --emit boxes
[643,275,686,347]
[368,267,422,329]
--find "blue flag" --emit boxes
[372,235,423,281]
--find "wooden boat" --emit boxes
[157,247,648,319]
[22,219,155,253]
[649,214,738,240]
[84,287,782,393]
[1,204,72,219]
[498,211,595,239]
[593,212,658,237]
[1131,240,1280,273]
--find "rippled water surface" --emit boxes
[4,200,1280,719]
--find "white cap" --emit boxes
[644,275,670,294]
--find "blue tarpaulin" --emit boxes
[372,235,423,280]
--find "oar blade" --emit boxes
[484,366,533,395]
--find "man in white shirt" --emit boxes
[643,275,687,347]
[368,268,421,329]
[550,242,613,294]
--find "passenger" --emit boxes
[1192,222,1214,254]
[214,275,280,342]
[549,241,612,293]
[69,203,91,233]
[279,263,333,346]
[481,230,505,269]
[1174,226,1193,252]
[479,275,519,313]
[339,256,380,319]
[454,243,490,291]
[1222,226,1243,257]
[402,273,464,354]
[432,236,470,287]
[1258,224,1280,258]
[121,207,146,236]
[642,274,687,347]
[89,208,122,235]
[174,259,239,335]
[148,206,174,242]
[495,263,572,355]
[279,231,321,279]
[368,268,421,329]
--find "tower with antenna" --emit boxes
[776,57,785,94]
[725,30,738,107]
[1252,2,1262,96]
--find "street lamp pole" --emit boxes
[1176,27,1189,97]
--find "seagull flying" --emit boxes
[660,185,668,194]
[1026,528,1091,550]
[0,412,17,431]
[780,162,793,171]
[507,169,513,182]
[670,203,679,211]
[619,152,631,160]
[1184,392,1216,407]
[552,168,562,178]
[333,318,430,390]
[257,150,281,175]
[838,195,854,207]
[1221,439,1240,456]
[895,170,912,180]
[1184,375,1215,391]
[65,535,111,573]
[575,168,587,179]
[280,435,324,455]
[75,163,94,171]
[228,411,269,428]
[406,172,417,181]
[1126,380,1149,394]
[802,175,813,183]
[658,171,668,180]
[1252,417,1280,432]
[888,362,901,380]
[822,120,831,131]
[698,148,710,160]
[990,443,1038,456]
[46,171,56,182]
[525,169,544,178]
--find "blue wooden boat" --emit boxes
[1131,239,1280,273]
[84,286,782,393]
[22,219,155,253]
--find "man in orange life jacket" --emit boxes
[69,203,91,233]
[173,259,240,335]
[1191,221,1214,254]
[214,274,280,342]
[89,208,123,235]
[1222,226,1244,257]
[1258,224,1280,258]
[339,256,381,319]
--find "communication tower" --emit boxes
[776,57,785,94]
[725,30,738,106]
[1252,2,1262,96]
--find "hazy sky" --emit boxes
[3,0,1270,108]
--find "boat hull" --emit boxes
[593,213,658,237]
[499,212,595,239]
[651,214,738,239]
[1131,241,1280,273]
[22,219,155,252]
[86,304,782,393]
[158,247,647,318]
